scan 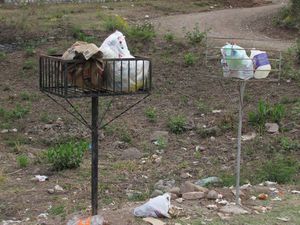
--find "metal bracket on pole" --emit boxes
[91,96,99,215]
[235,80,246,205]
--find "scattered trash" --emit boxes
[37,213,49,219]
[11,128,18,132]
[181,181,208,193]
[231,189,245,197]
[207,204,218,210]
[2,220,22,225]
[47,189,55,194]
[264,181,277,186]
[291,190,300,194]
[276,217,290,222]
[169,205,185,218]
[215,199,228,205]
[0,129,9,134]
[240,183,252,189]
[265,123,279,133]
[212,110,222,114]
[180,172,193,179]
[142,217,166,225]
[258,193,268,200]
[195,177,222,187]
[241,132,256,141]
[145,15,150,18]
[54,185,64,192]
[133,193,171,218]
[252,206,272,213]
[67,215,108,225]
[250,196,257,200]
[271,197,282,201]
[33,175,48,182]
[175,198,183,203]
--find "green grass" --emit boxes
[279,136,300,152]
[167,114,187,134]
[25,46,36,57]
[22,59,36,70]
[0,51,7,60]
[49,205,65,216]
[156,136,167,150]
[164,32,175,42]
[195,99,210,113]
[0,104,30,121]
[71,26,96,43]
[16,154,29,168]
[47,48,58,55]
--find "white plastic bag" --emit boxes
[133,193,171,218]
[250,49,271,79]
[221,44,253,80]
[99,31,150,92]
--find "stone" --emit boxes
[169,187,181,196]
[195,177,222,187]
[151,189,164,198]
[219,205,249,215]
[150,131,169,142]
[112,141,126,149]
[231,189,245,197]
[180,172,193,179]
[154,179,176,192]
[182,192,205,200]
[54,185,64,192]
[120,147,143,160]
[265,123,279,133]
[170,193,178,200]
[241,132,256,141]
[207,204,218,210]
[47,189,55,194]
[176,198,183,203]
[181,181,209,194]
[207,190,219,200]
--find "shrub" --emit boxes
[185,24,206,44]
[17,154,29,168]
[156,136,167,150]
[71,26,96,43]
[168,115,187,134]
[23,59,36,70]
[144,107,157,122]
[125,22,156,42]
[47,140,88,171]
[184,53,197,66]
[257,156,299,184]
[25,46,35,57]
[103,15,128,32]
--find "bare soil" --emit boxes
[0,1,300,225]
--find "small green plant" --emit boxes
[16,154,29,168]
[185,24,206,44]
[126,22,156,42]
[257,155,299,184]
[119,128,132,143]
[0,51,7,60]
[0,104,29,120]
[23,59,36,70]
[156,136,167,150]
[168,114,187,134]
[248,100,285,133]
[164,32,174,42]
[25,46,36,57]
[127,191,149,202]
[71,26,96,43]
[47,48,58,55]
[279,136,300,152]
[144,107,157,122]
[103,15,128,32]
[195,99,210,113]
[47,140,88,171]
[184,53,197,66]
[49,205,65,216]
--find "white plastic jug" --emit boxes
[250,49,271,79]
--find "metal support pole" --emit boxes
[91,96,99,215]
[235,81,246,205]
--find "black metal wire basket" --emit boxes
[39,55,152,98]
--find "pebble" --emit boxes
[219,205,249,215]
[169,187,181,196]
[207,204,218,210]
[182,191,205,200]
[151,189,164,198]
[121,147,143,160]
[175,198,183,203]
[265,123,279,133]
[0,129,9,134]
[47,189,55,194]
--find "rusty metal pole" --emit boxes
[91,96,99,215]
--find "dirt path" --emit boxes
[152,0,293,50]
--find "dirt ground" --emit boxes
[0,0,300,225]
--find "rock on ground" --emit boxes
[120,147,143,160]
[219,205,249,215]
[182,192,205,200]
[181,181,208,194]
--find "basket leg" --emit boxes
[91,96,99,215]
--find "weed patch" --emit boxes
[47,140,88,171]
[279,136,300,152]
[184,53,197,66]
[168,114,187,134]
[126,22,156,42]
[185,23,206,45]
[103,15,128,32]
[164,32,175,42]
[144,107,157,122]
[16,154,29,168]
